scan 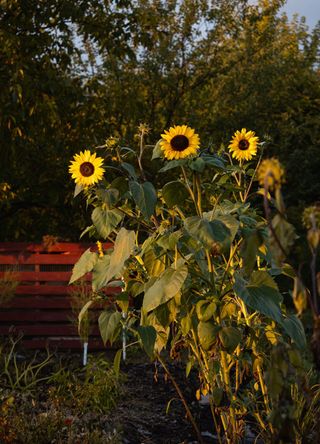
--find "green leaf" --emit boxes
[219,327,242,353]
[184,216,230,248]
[281,314,306,349]
[143,259,188,312]
[74,183,83,198]
[104,228,136,284]
[159,159,188,172]
[234,273,283,323]
[188,157,205,172]
[240,228,264,275]
[69,248,97,284]
[113,349,122,376]
[197,321,219,350]
[151,140,163,160]
[202,155,225,170]
[96,188,119,208]
[80,225,95,239]
[91,207,123,239]
[196,300,217,321]
[121,162,137,180]
[110,176,129,196]
[78,299,95,337]
[92,254,111,291]
[145,312,170,353]
[137,325,156,358]
[181,315,192,336]
[98,311,122,345]
[162,181,189,208]
[129,181,157,219]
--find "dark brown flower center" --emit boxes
[170,135,189,151]
[80,162,95,177]
[238,139,249,150]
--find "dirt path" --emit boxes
[110,361,214,444]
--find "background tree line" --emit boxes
[0,0,319,242]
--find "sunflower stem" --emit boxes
[181,166,201,216]
[243,149,264,202]
[195,173,202,214]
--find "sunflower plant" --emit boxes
[69,125,310,443]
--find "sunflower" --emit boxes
[257,158,284,190]
[69,150,105,187]
[160,125,200,160]
[228,128,259,162]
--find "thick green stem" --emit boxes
[195,173,202,214]
[181,166,201,216]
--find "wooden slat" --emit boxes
[0,271,74,281]
[15,285,74,295]
[14,285,120,295]
[0,324,100,336]
[8,297,111,309]
[0,242,113,253]
[0,310,82,322]
[8,297,73,309]
[0,254,84,265]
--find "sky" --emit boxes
[280,0,319,29]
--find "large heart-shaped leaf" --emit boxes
[138,325,157,358]
[234,272,283,323]
[129,181,157,219]
[98,310,122,345]
[91,207,123,239]
[280,314,306,349]
[104,228,136,284]
[143,259,188,312]
[184,216,230,248]
[69,248,97,284]
[162,181,189,208]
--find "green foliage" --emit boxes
[70,122,318,442]
[0,335,53,391]
[0,350,123,444]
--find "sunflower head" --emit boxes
[69,150,105,187]
[302,204,320,230]
[160,125,200,160]
[257,158,284,190]
[228,128,259,162]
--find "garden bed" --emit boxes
[0,345,215,444]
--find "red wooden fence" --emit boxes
[0,242,118,350]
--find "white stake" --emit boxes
[122,311,127,361]
[83,341,88,366]
[121,277,127,362]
